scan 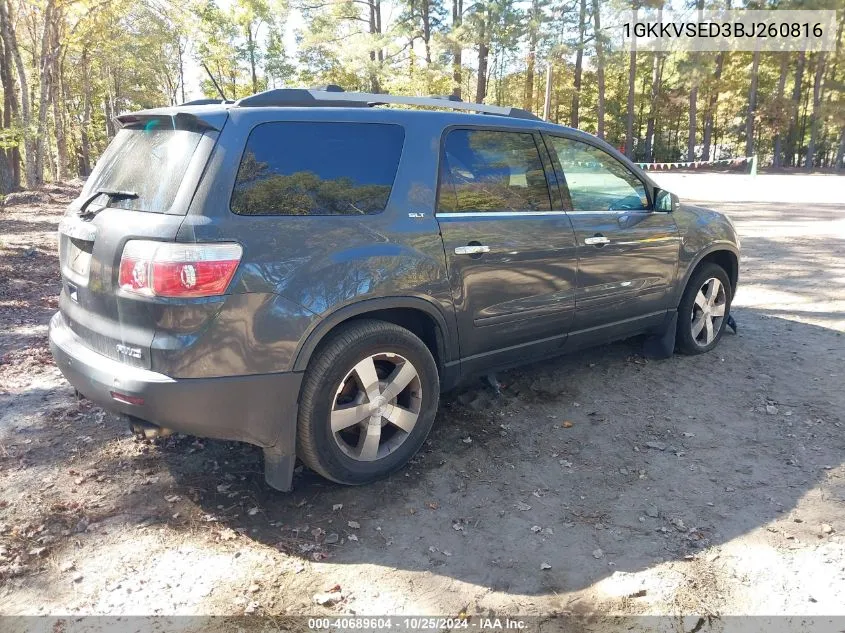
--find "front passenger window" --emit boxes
[548,137,649,212]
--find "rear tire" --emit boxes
[676,263,732,355]
[296,319,439,485]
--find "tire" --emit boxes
[676,262,733,355]
[296,319,440,485]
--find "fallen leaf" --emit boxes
[347,520,360,529]
[562,421,574,428]
[540,562,552,570]
[313,592,341,606]
[332,504,343,511]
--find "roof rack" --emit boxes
[233,88,540,120]
[180,98,235,106]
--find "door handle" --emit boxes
[455,244,490,255]
[584,235,610,246]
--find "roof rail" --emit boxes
[233,88,540,120]
[180,98,235,106]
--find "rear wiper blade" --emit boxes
[77,188,139,217]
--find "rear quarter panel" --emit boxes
[176,108,457,376]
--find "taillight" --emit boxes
[118,241,242,298]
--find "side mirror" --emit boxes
[654,188,679,213]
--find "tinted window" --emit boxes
[548,137,649,211]
[231,122,404,216]
[437,130,551,213]
[85,124,204,214]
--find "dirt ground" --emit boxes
[1,175,844,628]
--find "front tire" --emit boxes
[676,263,733,355]
[296,320,439,485]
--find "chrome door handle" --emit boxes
[584,236,610,246]
[455,245,490,255]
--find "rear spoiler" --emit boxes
[114,112,221,133]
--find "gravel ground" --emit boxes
[1,175,843,629]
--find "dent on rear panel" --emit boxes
[152,293,317,378]
[288,237,446,314]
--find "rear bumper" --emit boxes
[49,312,302,451]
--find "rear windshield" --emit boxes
[83,123,204,214]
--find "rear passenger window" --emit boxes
[231,122,404,216]
[437,130,551,213]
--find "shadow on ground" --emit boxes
[129,307,842,599]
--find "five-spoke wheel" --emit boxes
[677,263,733,354]
[691,277,727,346]
[330,353,423,462]
[296,320,439,485]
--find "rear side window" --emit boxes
[84,123,204,214]
[437,129,551,213]
[231,122,404,216]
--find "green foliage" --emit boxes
[1,0,845,194]
[231,152,391,215]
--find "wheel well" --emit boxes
[344,308,443,368]
[698,250,738,291]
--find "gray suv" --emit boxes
[49,87,740,491]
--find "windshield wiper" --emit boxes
[76,188,139,218]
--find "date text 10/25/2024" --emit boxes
[308,617,528,631]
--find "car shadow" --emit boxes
[153,306,844,597]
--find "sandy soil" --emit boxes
[1,175,843,628]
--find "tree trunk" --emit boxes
[0,0,36,188]
[0,26,21,190]
[475,7,488,103]
[523,0,539,112]
[52,61,68,182]
[375,0,383,66]
[570,0,586,127]
[247,26,258,94]
[178,37,186,103]
[797,75,811,166]
[804,53,826,171]
[35,0,58,185]
[686,0,704,161]
[624,7,638,158]
[79,48,92,177]
[644,53,662,162]
[835,128,845,171]
[786,51,805,167]
[367,0,383,94]
[745,50,759,159]
[592,0,605,139]
[421,0,431,64]
[643,3,664,162]
[701,51,724,162]
[772,54,789,168]
[451,0,462,98]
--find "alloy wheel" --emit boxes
[691,277,727,346]
[330,353,423,461]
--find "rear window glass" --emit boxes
[437,129,551,213]
[84,123,204,213]
[230,122,404,216]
